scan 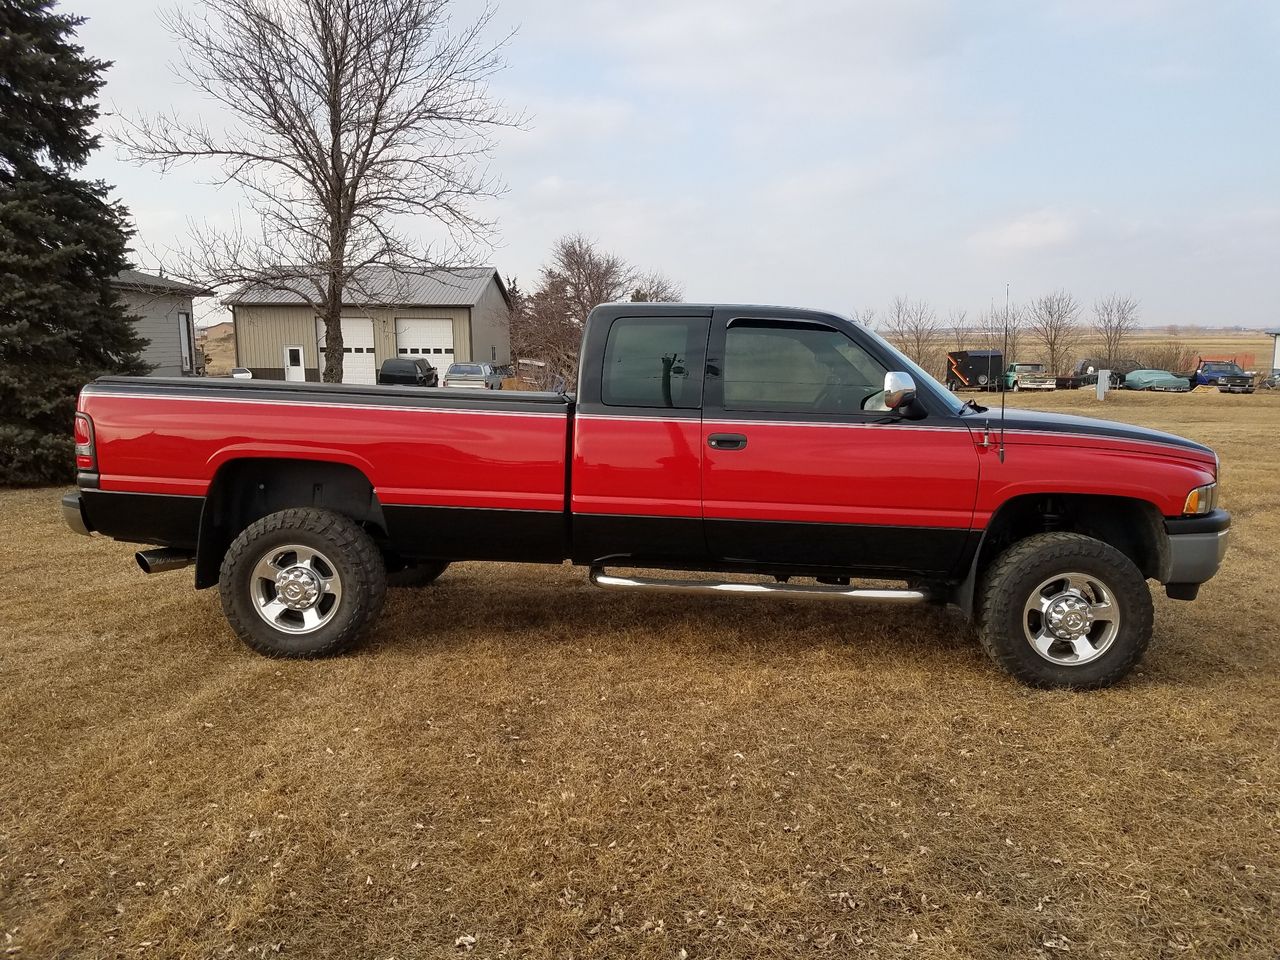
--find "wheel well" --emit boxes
[195,458,385,588]
[954,493,1167,618]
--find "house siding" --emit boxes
[469,278,511,364]
[233,305,323,374]
[120,290,196,376]
[235,304,480,379]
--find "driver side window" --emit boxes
[723,320,886,414]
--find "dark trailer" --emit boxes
[946,350,1004,391]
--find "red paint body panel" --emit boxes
[81,393,569,511]
[571,414,703,517]
[702,420,981,528]
[972,432,1215,523]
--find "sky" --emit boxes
[77,0,1280,328]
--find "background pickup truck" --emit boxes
[63,303,1230,689]
[1003,362,1057,391]
[1183,358,1256,394]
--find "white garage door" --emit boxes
[316,318,376,384]
[395,318,455,371]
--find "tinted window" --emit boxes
[723,320,886,414]
[602,317,708,408]
[449,363,483,375]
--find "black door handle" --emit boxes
[708,432,748,451]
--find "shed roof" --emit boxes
[224,266,508,309]
[113,268,214,297]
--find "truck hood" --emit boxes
[974,408,1215,465]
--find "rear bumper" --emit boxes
[62,492,92,537]
[1163,509,1230,587]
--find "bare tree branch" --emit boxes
[1092,294,1140,368]
[114,0,520,381]
[510,234,683,382]
[1028,289,1082,374]
[880,296,942,376]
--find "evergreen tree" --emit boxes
[0,0,146,485]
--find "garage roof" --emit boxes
[224,266,508,308]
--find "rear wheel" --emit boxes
[219,508,386,657]
[978,532,1153,689]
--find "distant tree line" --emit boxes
[874,291,1190,378]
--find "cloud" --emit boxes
[967,210,1082,254]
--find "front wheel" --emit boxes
[219,508,387,657]
[978,532,1153,689]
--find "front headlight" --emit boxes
[1183,482,1218,515]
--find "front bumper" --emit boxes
[62,491,92,537]
[1163,509,1230,589]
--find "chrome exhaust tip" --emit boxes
[136,548,196,574]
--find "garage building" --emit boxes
[225,266,512,384]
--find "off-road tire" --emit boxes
[978,532,1153,689]
[219,508,386,658]
[387,560,451,588]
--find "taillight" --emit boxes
[74,413,96,471]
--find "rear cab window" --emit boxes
[601,317,709,409]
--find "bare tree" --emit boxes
[116,0,517,382]
[510,234,682,381]
[850,307,877,327]
[1093,294,1140,367]
[949,309,970,351]
[630,270,683,303]
[880,297,942,374]
[1027,289,1082,374]
[974,303,1024,361]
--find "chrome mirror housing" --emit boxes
[884,371,917,410]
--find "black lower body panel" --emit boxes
[570,514,705,566]
[381,505,567,563]
[80,489,205,550]
[705,517,974,578]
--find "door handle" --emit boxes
[708,432,748,451]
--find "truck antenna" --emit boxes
[999,283,1009,463]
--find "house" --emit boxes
[112,269,213,376]
[223,266,512,384]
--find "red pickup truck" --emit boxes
[63,303,1230,689]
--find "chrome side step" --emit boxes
[588,567,928,603]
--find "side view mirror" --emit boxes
[883,371,916,410]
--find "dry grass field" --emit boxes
[2,389,1278,959]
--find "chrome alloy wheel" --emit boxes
[1022,572,1120,666]
[250,544,343,634]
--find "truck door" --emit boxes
[570,313,711,565]
[700,309,980,576]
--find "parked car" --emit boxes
[378,357,438,387]
[1075,358,1136,389]
[1124,369,1192,392]
[442,362,504,389]
[230,368,253,379]
[1003,362,1056,391]
[62,302,1230,690]
[945,350,1004,391]
[1182,358,1255,394]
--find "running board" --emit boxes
[588,567,928,603]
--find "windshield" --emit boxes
[1204,362,1242,374]
[861,326,965,415]
[448,363,483,375]
[1015,363,1044,373]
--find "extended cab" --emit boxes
[63,304,1230,688]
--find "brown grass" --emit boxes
[2,389,1278,958]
